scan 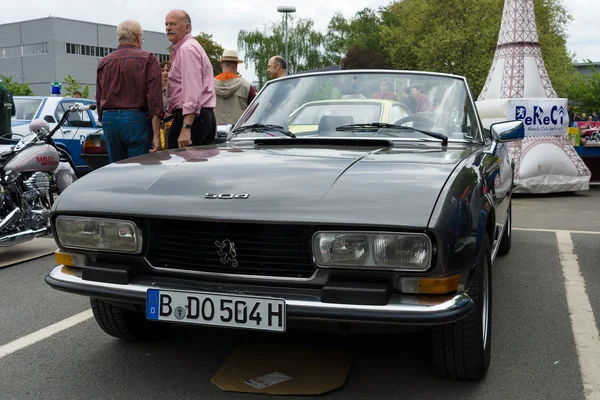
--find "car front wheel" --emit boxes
[90,298,170,341]
[431,234,492,381]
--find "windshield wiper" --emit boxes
[336,123,448,146]
[231,123,296,138]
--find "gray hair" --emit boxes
[168,10,192,31]
[117,20,142,44]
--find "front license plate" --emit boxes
[146,289,286,332]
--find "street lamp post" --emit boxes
[277,6,296,65]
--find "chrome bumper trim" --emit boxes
[46,265,474,324]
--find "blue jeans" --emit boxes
[102,110,152,163]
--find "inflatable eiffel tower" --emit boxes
[476,0,590,193]
[478,0,557,101]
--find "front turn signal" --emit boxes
[400,275,461,294]
[55,250,87,267]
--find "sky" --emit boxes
[1,0,599,82]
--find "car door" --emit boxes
[54,100,97,169]
[465,97,511,245]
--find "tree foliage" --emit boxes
[238,16,332,86]
[342,46,392,69]
[567,62,600,113]
[63,74,81,96]
[533,0,576,97]
[326,8,391,69]
[0,75,33,96]
[195,32,225,75]
[379,0,574,99]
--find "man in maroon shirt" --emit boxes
[96,19,164,163]
[372,79,397,101]
[410,85,433,114]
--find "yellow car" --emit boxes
[287,99,413,134]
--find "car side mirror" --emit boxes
[216,124,232,138]
[44,115,56,123]
[492,120,525,143]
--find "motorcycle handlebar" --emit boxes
[69,104,97,112]
[47,103,97,137]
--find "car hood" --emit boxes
[55,141,476,228]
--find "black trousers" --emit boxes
[168,108,216,149]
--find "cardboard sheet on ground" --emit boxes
[0,237,57,268]
[211,344,353,395]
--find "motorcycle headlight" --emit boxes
[313,231,432,271]
[55,216,143,254]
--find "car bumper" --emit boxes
[81,154,109,171]
[46,265,474,325]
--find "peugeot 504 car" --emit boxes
[45,69,524,381]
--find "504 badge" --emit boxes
[205,193,250,199]
[146,289,286,332]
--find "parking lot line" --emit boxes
[514,227,600,235]
[556,231,600,400]
[0,309,93,360]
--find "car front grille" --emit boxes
[146,219,316,278]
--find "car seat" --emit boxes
[318,115,355,132]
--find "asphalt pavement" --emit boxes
[0,187,599,400]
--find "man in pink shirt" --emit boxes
[165,9,216,149]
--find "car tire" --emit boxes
[497,202,512,256]
[90,298,170,341]
[431,234,492,381]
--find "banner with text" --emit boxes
[508,99,568,136]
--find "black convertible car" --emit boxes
[46,69,524,381]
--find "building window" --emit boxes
[0,45,21,58]
[22,42,48,56]
[154,53,171,63]
[66,42,117,57]
[64,42,169,61]
[0,43,48,59]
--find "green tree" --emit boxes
[567,62,600,113]
[0,75,34,95]
[326,8,389,67]
[82,85,90,99]
[379,0,574,99]
[238,16,333,86]
[325,12,351,64]
[342,45,392,69]
[534,0,577,97]
[63,74,81,96]
[195,32,225,75]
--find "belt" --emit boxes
[103,108,147,112]
[172,108,214,114]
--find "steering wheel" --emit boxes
[392,114,433,127]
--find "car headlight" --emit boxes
[55,216,143,254]
[313,231,432,271]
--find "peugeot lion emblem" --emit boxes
[215,239,238,267]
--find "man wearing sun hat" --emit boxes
[214,49,256,125]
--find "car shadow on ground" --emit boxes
[87,323,489,399]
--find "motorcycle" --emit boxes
[0,103,94,247]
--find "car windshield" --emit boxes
[12,98,43,120]
[232,71,484,143]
